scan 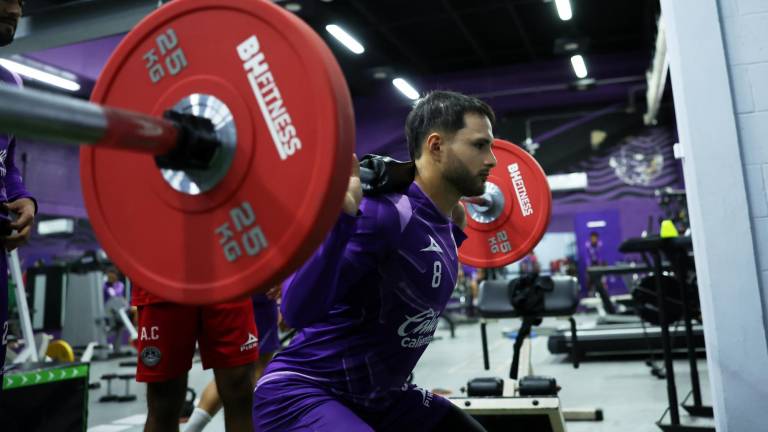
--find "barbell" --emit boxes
[0,0,551,304]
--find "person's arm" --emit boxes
[281,197,401,328]
[4,135,37,251]
[4,135,34,207]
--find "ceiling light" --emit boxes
[570,54,588,79]
[586,220,607,228]
[0,58,80,92]
[392,78,419,100]
[370,66,394,80]
[548,172,588,192]
[284,2,301,12]
[555,0,572,21]
[325,24,364,54]
[38,218,75,236]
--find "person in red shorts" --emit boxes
[132,285,258,432]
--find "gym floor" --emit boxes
[83,314,715,432]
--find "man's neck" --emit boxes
[414,174,461,218]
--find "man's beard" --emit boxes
[443,152,486,197]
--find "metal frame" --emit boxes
[9,248,38,363]
[451,396,566,432]
[4,0,159,55]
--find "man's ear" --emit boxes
[425,133,443,161]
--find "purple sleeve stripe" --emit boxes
[384,194,412,233]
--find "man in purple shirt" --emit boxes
[586,231,604,266]
[0,0,38,396]
[253,91,496,431]
[103,268,126,301]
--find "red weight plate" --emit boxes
[81,0,355,304]
[458,139,551,268]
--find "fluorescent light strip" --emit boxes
[570,54,588,79]
[586,220,607,228]
[38,218,75,236]
[0,58,81,92]
[555,0,573,21]
[325,24,365,54]
[547,172,588,191]
[392,78,419,100]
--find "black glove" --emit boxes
[358,154,415,196]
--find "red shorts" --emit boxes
[135,299,259,382]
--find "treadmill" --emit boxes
[548,321,705,357]
[548,263,706,358]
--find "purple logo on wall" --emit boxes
[608,134,665,186]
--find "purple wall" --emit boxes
[25,34,124,81]
[20,140,86,219]
[550,198,668,238]
[548,126,682,238]
[354,52,648,159]
[14,139,99,267]
[545,126,683,292]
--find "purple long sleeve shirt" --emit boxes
[261,183,467,408]
[0,67,35,216]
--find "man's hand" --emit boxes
[266,284,282,302]
[342,154,362,216]
[4,198,35,251]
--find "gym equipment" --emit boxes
[359,140,553,266]
[0,0,552,305]
[99,373,119,402]
[620,236,713,432]
[465,377,504,397]
[632,274,694,326]
[46,339,75,362]
[474,276,580,373]
[60,267,112,356]
[7,249,38,364]
[0,362,90,432]
[660,219,679,238]
[451,275,602,431]
[104,295,139,353]
[26,265,67,332]
[53,251,137,360]
[547,260,706,359]
[458,139,552,267]
[450,397,567,432]
[116,373,137,402]
[0,0,354,304]
[98,372,137,403]
[584,263,646,325]
[180,387,197,420]
[518,376,560,397]
[655,188,689,233]
[547,322,706,358]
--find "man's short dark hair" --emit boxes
[404,90,496,160]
